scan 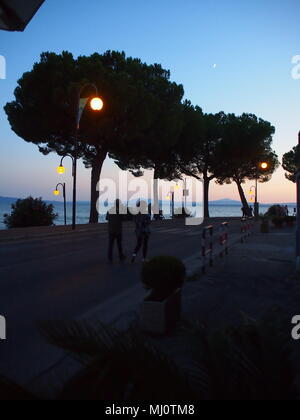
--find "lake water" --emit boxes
[0,200,296,230]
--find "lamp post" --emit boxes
[167,189,175,219]
[53,183,67,226]
[57,83,103,230]
[253,161,269,219]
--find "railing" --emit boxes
[219,222,229,257]
[241,217,254,243]
[201,225,213,274]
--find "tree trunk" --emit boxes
[236,179,250,216]
[89,151,107,224]
[203,176,210,219]
[153,166,160,217]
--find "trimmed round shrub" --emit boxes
[3,197,58,229]
[142,256,186,300]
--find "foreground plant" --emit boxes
[0,311,297,400]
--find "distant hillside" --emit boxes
[0,196,20,203]
[209,199,241,206]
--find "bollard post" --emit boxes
[202,225,213,274]
[219,222,229,257]
[241,218,245,243]
[223,222,229,255]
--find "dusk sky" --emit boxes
[0,0,299,203]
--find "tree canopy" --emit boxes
[5,50,279,222]
[5,51,183,222]
[213,113,279,214]
[282,145,299,183]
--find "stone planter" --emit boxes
[140,288,182,335]
[261,221,269,233]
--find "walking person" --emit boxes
[131,201,151,263]
[285,205,289,216]
[107,199,126,263]
[249,205,254,218]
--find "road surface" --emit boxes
[0,218,243,384]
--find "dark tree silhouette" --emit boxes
[4,51,174,223]
[282,145,300,183]
[174,103,226,218]
[214,113,279,215]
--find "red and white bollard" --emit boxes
[202,225,213,274]
[219,222,229,257]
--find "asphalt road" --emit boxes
[0,218,243,384]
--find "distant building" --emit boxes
[0,0,45,31]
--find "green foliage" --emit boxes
[40,321,194,400]
[3,197,57,229]
[0,312,296,400]
[174,109,278,218]
[141,256,186,299]
[183,311,297,400]
[282,145,299,183]
[4,51,184,223]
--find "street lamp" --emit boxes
[253,161,269,219]
[57,83,103,230]
[53,183,67,226]
[90,97,104,111]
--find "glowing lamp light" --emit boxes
[57,165,65,175]
[260,162,268,170]
[53,190,60,197]
[90,97,104,111]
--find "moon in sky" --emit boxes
[213,64,217,69]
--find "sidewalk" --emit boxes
[29,224,299,395]
[86,224,297,332]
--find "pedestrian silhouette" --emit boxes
[106,199,126,263]
[131,200,151,263]
[285,205,289,216]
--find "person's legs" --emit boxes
[116,233,125,260]
[134,235,143,254]
[143,235,149,260]
[132,235,143,262]
[108,234,116,262]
